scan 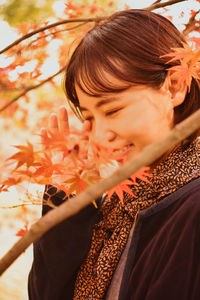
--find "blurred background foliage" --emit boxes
[0,0,55,25]
[0,0,116,25]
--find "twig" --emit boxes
[0,203,40,209]
[183,10,200,36]
[0,200,56,209]
[0,17,106,55]
[1,107,200,275]
[152,0,162,3]
[146,0,188,11]
[0,65,66,113]
[28,22,89,47]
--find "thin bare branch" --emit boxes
[152,0,162,4]
[0,65,66,113]
[0,17,106,55]
[0,199,56,209]
[28,22,89,47]
[0,203,40,209]
[146,0,188,11]
[1,107,200,275]
[183,10,200,36]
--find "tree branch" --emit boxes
[183,9,200,36]
[0,0,189,55]
[0,17,107,55]
[27,22,89,47]
[1,107,200,275]
[146,0,188,11]
[0,65,66,113]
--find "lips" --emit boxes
[98,144,134,178]
[112,144,134,155]
[111,144,134,162]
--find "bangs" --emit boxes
[75,52,133,97]
[65,25,146,108]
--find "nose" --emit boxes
[105,131,116,142]
[92,119,116,146]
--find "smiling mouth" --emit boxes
[112,144,134,157]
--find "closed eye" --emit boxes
[83,108,123,120]
[84,116,93,121]
[105,108,122,116]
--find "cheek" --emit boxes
[123,106,158,131]
[118,105,172,143]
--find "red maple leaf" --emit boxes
[107,179,137,203]
[130,167,152,184]
[106,167,152,203]
[2,177,22,188]
[161,42,200,90]
[64,172,87,195]
[8,141,36,169]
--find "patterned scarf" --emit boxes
[73,139,200,299]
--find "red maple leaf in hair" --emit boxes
[161,42,200,91]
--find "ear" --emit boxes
[161,71,188,108]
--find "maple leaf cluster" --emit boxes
[0,127,152,206]
[162,42,200,90]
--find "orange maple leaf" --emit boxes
[161,43,195,64]
[64,173,87,195]
[107,179,137,203]
[107,167,152,203]
[161,42,200,90]
[129,167,152,184]
[33,153,63,178]
[2,177,22,188]
[167,64,199,90]
[8,141,36,169]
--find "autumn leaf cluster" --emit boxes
[0,127,152,205]
[162,42,200,90]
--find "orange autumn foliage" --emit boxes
[1,127,152,207]
[161,42,200,90]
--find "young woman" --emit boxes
[28,9,200,300]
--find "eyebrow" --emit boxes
[80,96,121,111]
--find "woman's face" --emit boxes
[76,77,175,162]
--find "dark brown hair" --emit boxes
[64,9,200,141]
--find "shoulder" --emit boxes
[137,177,200,231]
[162,176,200,213]
[176,177,200,211]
